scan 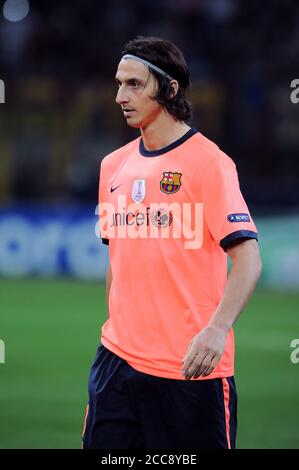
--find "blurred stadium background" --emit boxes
[0,0,299,449]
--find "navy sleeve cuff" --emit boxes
[220,230,258,252]
[101,238,109,245]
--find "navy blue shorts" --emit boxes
[82,343,237,449]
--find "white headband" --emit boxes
[122,54,175,81]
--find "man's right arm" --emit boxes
[106,260,112,319]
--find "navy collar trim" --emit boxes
[139,127,198,157]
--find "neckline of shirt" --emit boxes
[139,127,198,157]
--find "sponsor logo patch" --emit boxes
[151,209,173,230]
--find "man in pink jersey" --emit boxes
[82,36,262,449]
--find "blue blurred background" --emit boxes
[0,0,299,449]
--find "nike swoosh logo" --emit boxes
[110,184,122,193]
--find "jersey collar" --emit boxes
[139,127,198,157]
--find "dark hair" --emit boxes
[122,36,192,122]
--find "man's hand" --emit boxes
[181,325,228,380]
[181,239,262,381]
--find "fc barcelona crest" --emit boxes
[160,171,182,194]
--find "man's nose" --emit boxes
[115,85,129,105]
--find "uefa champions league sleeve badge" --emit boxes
[131,179,146,204]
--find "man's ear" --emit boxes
[170,80,179,98]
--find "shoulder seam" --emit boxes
[105,137,140,159]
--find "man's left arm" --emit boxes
[182,239,262,380]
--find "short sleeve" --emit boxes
[98,159,110,245]
[202,152,258,251]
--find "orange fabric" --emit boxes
[99,131,257,380]
[222,378,231,449]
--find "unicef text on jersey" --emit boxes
[96,197,203,250]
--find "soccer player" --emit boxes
[82,36,262,449]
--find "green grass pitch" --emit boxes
[0,278,298,448]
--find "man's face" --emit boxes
[115,58,162,128]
